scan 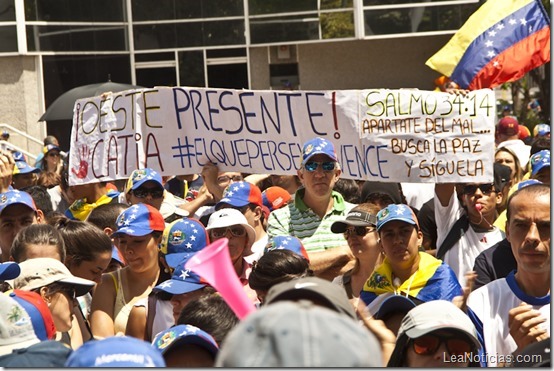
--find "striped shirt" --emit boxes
[267,188,355,252]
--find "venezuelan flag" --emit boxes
[360,252,462,310]
[426,0,550,90]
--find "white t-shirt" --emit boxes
[134,297,174,341]
[434,190,505,287]
[244,233,269,265]
[467,272,550,367]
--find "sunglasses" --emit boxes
[48,152,60,157]
[343,226,376,237]
[411,334,473,357]
[211,226,246,238]
[133,187,164,199]
[304,161,336,172]
[462,183,496,195]
[217,175,243,184]
[59,286,77,300]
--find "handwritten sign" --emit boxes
[68,87,495,185]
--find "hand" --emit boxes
[0,150,14,193]
[452,270,477,312]
[509,302,549,351]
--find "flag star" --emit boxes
[186,242,192,249]
[158,281,172,289]
[282,240,289,245]
[484,40,493,48]
[190,235,196,241]
[129,213,137,220]
[488,30,497,37]
[277,245,285,249]
[192,228,198,234]
[520,18,527,26]
[232,185,239,191]
[493,60,500,68]
[124,219,131,226]
[9,197,17,202]
[179,269,190,280]
[496,23,504,30]
[487,50,495,58]
[509,18,517,25]
[528,26,533,33]
[125,228,135,234]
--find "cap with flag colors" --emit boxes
[425,0,550,90]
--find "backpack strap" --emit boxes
[144,293,157,341]
[436,214,469,260]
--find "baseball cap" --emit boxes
[264,236,310,262]
[153,253,207,295]
[300,137,338,166]
[9,290,56,341]
[64,336,166,367]
[261,186,291,211]
[264,276,356,319]
[0,262,20,280]
[0,340,72,367]
[376,204,419,232]
[111,204,165,238]
[160,218,210,268]
[374,295,416,320]
[215,300,382,367]
[125,168,163,192]
[12,152,40,175]
[42,144,60,155]
[0,293,40,356]
[388,300,480,367]
[496,116,519,136]
[0,190,37,216]
[530,149,550,176]
[14,257,95,297]
[206,208,256,249]
[215,181,263,210]
[518,124,531,140]
[534,123,550,137]
[111,246,126,266]
[331,209,377,233]
[153,324,219,358]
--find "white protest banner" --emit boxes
[68,87,495,185]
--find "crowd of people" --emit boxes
[0,112,550,367]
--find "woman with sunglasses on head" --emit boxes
[387,300,482,367]
[13,257,95,348]
[330,203,383,300]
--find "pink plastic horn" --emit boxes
[184,238,256,320]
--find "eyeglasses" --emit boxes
[133,187,164,199]
[343,226,376,238]
[48,152,60,158]
[462,183,496,195]
[211,226,246,239]
[217,175,243,184]
[411,334,473,357]
[304,161,336,172]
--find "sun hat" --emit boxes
[13,257,95,297]
[152,324,219,358]
[0,190,37,216]
[111,203,165,238]
[206,209,256,249]
[0,293,40,356]
[160,218,209,268]
[300,137,338,166]
[64,335,166,367]
[216,181,263,210]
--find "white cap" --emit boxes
[0,294,40,356]
[206,208,256,249]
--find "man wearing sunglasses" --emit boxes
[267,137,356,280]
[434,163,510,287]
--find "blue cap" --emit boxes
[111,204,165,238]
[374,295,417,320]
[42,144,60,154]
[376,204,419,232]
[160,218,209,268]
[265,236,310,262]
[126,168,163,192]
[0,262,20,280]
[153,324,219,357]
[216,181,263,210]
[111,246,125,265]
[64,336,166,367]
[153,253,207,295]
[530,150,550,176]
[0,190,37,216]
[534,123,550,137]
[300,137,338,166]
[12,152,40,175]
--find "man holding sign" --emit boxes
[267,137,355,278]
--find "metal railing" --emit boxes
[0,123,43,162]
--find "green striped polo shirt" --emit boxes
[267,188,356,252]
